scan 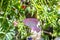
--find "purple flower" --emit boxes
[23,18,39,27]
[21,0,25,2]
[31,26,41,32]
[23,18,41,32]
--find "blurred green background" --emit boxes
[0,0,60,40]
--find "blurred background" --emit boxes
[0,0,60,40]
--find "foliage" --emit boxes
[0,0,60,40]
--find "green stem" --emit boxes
[1,0,3,8]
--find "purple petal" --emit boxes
[21,0,25,2]
[31,26,41,32]
[23,18,39,27]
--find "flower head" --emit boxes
[23,18,41,32]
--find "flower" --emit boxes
[21,5,26,9]
[23,18,39,28]
[31,26,41,32]
[23,18,41,32]
[21,0,26,2]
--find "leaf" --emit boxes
[6,33,12,40]
[2,19,9,31]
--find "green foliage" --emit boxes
[0,0,60,40]
[31,0,60,37]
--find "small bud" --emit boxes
[21,5,26,9]
[13,21,18,27]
